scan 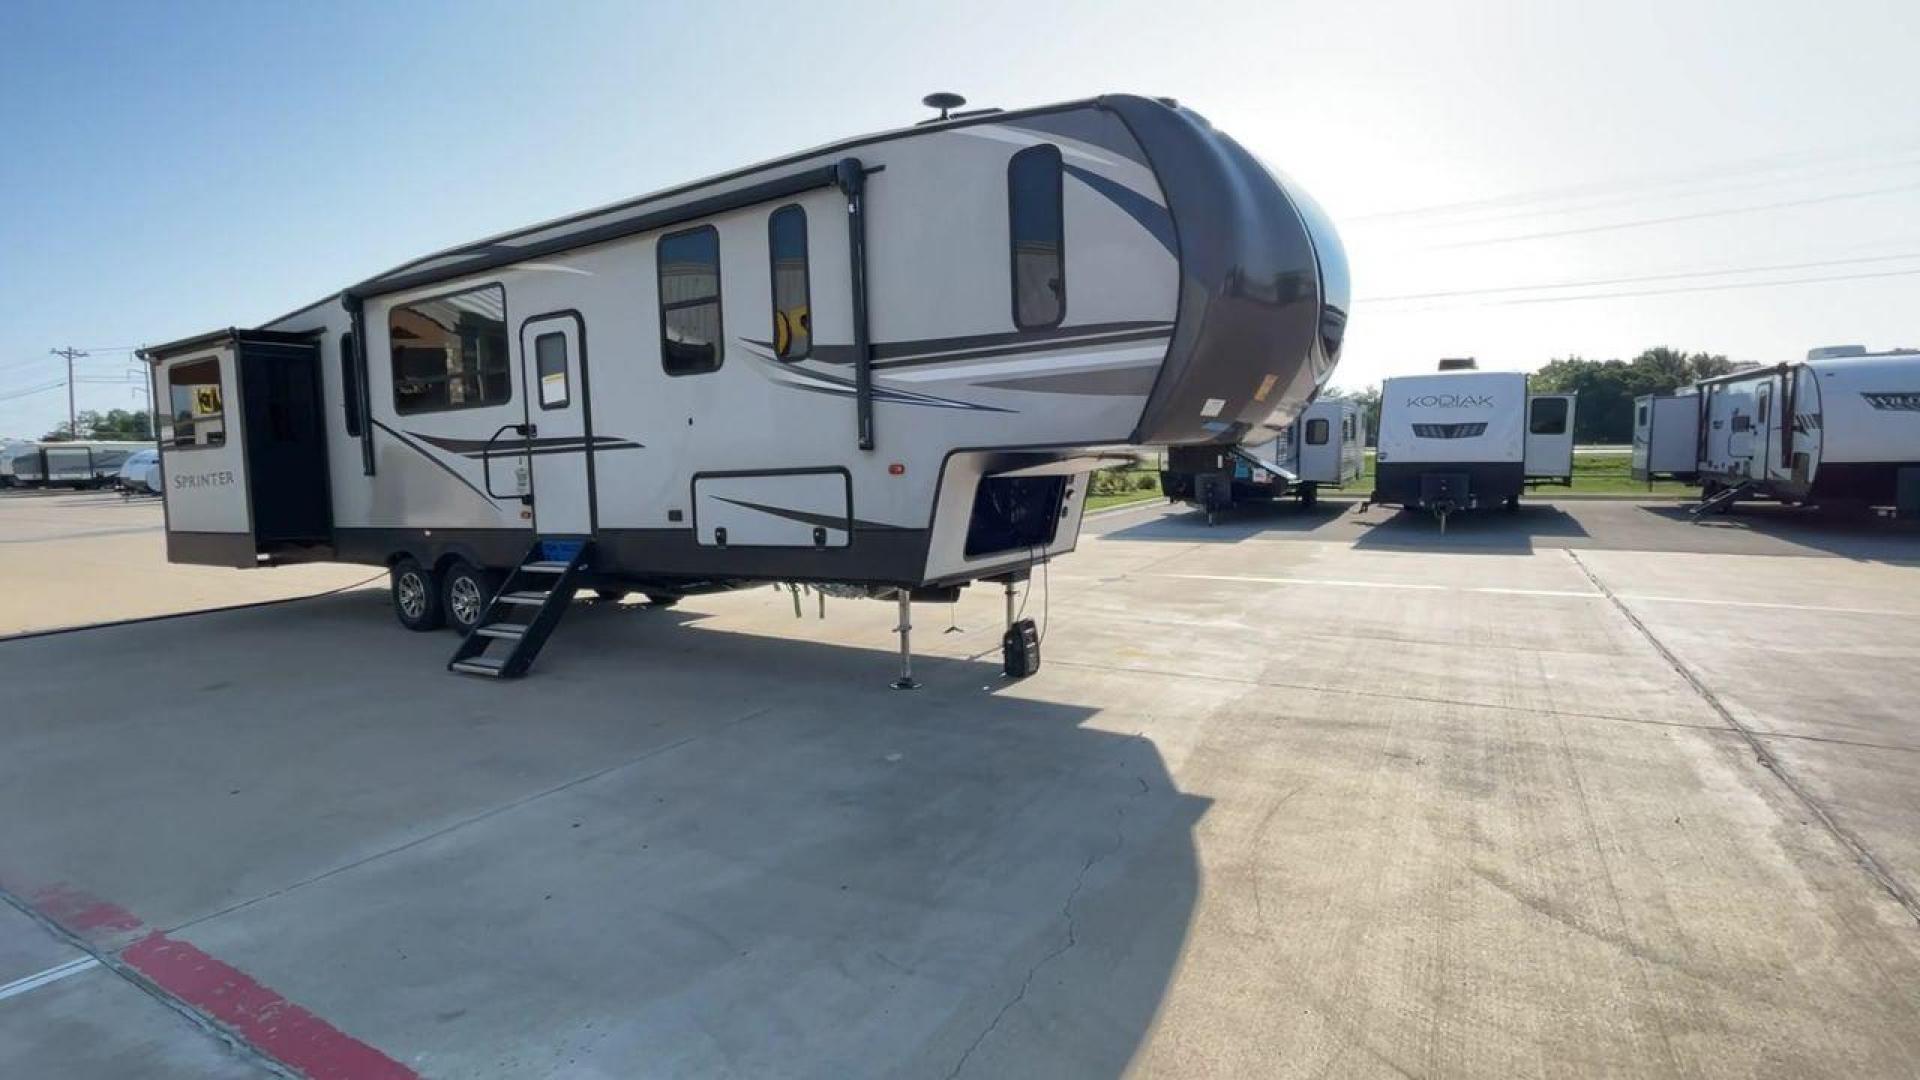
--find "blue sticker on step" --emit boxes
[540,539,584,562]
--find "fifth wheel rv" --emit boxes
[1160,397,1362,519]
[140,94,1350,681]
[1368,362,1575,527]
[1633,347,1920,514]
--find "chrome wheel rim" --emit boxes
[396,572,427,619]
[449,575,484,626]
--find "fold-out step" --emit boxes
[447,540,593,680]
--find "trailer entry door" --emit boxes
[1523,395,1575,479]
[519,313,593,536]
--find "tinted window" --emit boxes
[1306,417,1330,445]
[340,332,363,438]
[769,205,810,361]
[1008,144,1064,329]
[659,226,723,375]
[535,332,569,409]
[165,357,226,448]
[390,285,510,414]
[1530,397,1569,435]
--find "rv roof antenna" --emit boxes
[1437,356,1478,371]
[922,92,966,121]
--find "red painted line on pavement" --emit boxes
[123,933,417,1080]
[2,875,416,1080]
[24,882,144,935]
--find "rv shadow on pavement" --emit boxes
[1638,503,1920,562]
[0,589,1208,1078]
[1348,503,1591,554]
[1100,497,1359,543]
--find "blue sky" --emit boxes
[3,0,1917,437]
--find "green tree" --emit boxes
[41,409,151,441]
[1530,348,1729,443]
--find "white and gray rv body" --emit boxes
[141,95,1347,594]
[1371,370,1574,512]
[1633,351,1920,505]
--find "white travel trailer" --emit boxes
[1633,347,1920,513]
[141,94,1350,680]
[6,440,149,488]
[0,439,35,487]
[1160,397,1363,517]
[1368,363,1575,526]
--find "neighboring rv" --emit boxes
[0,439,35,487]
[140,94,1350,680]
[5,441,148,489]
[1368,363,1575,525]
[1161,397,1363,518]
[117,447,162,494]
[1633,347,1920,512]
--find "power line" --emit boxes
[1358,266,1920,310]
[1347,139,1920,224]
[1359,249,1920,303]
[1429,181,1920,248]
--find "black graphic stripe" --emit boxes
[712,496,905,532]
[369,419,496,505]
[750,320,1172,369]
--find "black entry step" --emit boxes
[447,540,592,679]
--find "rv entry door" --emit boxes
[1523,395,1575,479]
[520,313,593,536]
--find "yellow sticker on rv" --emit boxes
[193,386,222,416]
[1253,374,1279,403]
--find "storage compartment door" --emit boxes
[693,470,851,548]
[1524,395,1575,478]
[157,347,255,566]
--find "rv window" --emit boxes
[1636,404,1647,427]
[164,357,226,449]
[659,225,723,376]
[340,333,363,437]
[1529,397,1568,435]
[768,205,810,361]
[1008,144,1065,329]
[1306,418,1330,445]
[389,284,511,414]
[535,332,569,410]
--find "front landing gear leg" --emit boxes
[891,590,919,690]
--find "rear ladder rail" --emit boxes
[449,539,591,679]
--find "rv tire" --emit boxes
[1298,484,1318,508]
[442,560,502,634]
[594,588,630,603]
[391,558,445,632]
[1503,495,1520,512]
[644,593,681,608]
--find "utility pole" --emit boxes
[49,346,89,438]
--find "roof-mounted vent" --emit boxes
[1807,344,1868,360]
[1437,356,1478,371]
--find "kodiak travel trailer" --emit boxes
[1367,362,1575,528]
[1160,397,1363,519]
[1633,347,1920,515]
[141,94,1350,681]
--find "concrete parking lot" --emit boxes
[3,492,1919,1078]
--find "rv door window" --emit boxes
[164,357,226,449]
[535,332,569,410]
[659,225,724,375]
[1306,418,1330,445]
[1529,397,1568,435]
[768,205,810,361]
[340,332,363,437]
[389,284,511,414]
[1008,144,1065,329]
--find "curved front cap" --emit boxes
[1105,95,1346,445]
